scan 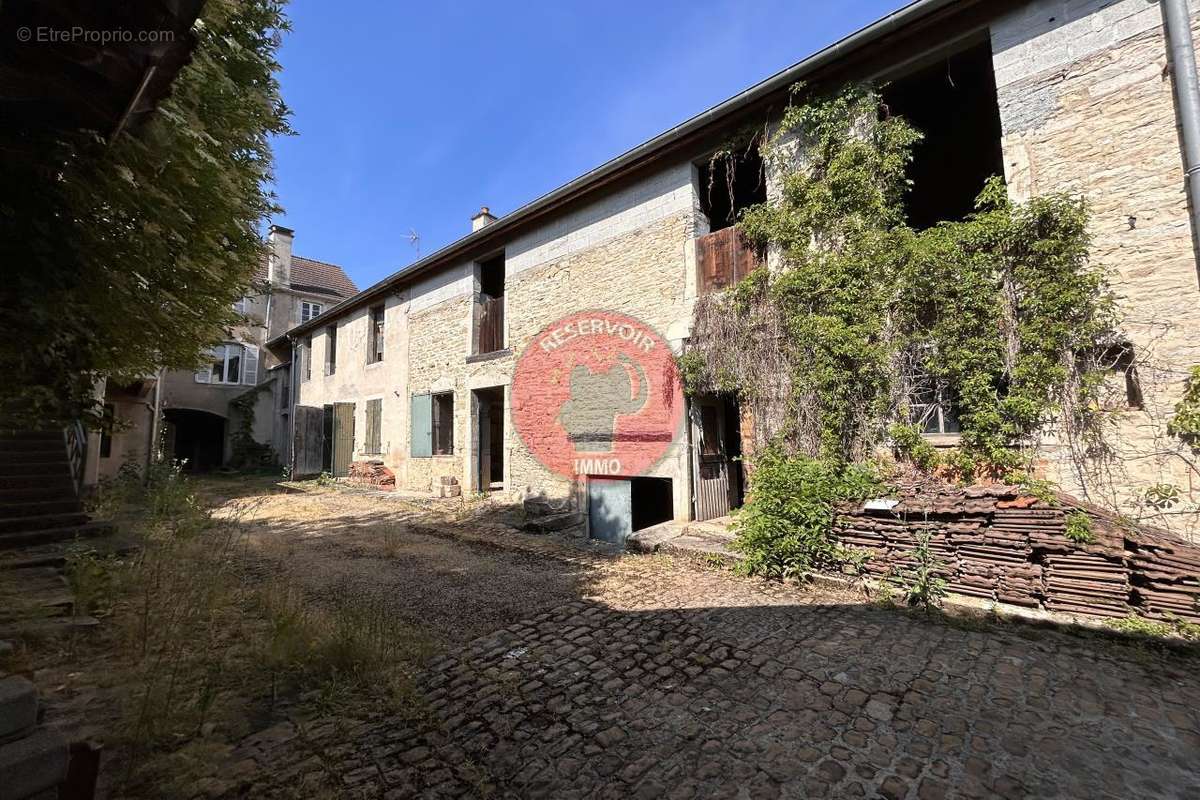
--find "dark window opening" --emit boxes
[1105,342,1144,410]
[325,324,337,375]
[697,144,766,233]
[881,39,1005,229]
[303,335,312,382]
[476,254,506,354]
[631,477,674,532]
[369,305,385,363]
[432,391,454,455]
[99,403,114,458]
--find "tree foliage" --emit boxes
[0,0,292,426]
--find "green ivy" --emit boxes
[690,84,1115,477]
[1064,511,1095,544]
[1167,366,1200,449]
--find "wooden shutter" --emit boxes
[411,393,432,457]
[366,399,382,454]
[697,227,760,294]
[242,344,259,386]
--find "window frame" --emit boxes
[210,343,244,385]
[301,301,323,323]
[369,304,385,363]
[432,391,454,455]
[325,323,338,376]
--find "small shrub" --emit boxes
[888,423,941,472]
[732,448,882,580]
[316,471,334,487]
[65,546,125,617]
[893,531,948,613]
[1065,510,1095,544]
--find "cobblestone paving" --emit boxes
[228,547,1200,799]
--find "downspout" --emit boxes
[1162,0,1200,285]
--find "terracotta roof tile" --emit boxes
[254,253,359,299]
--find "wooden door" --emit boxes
[691,397,731,521]
[292,406,325,478]
[331,402,355,478]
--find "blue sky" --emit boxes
[270,0,908,290]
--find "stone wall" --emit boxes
[837,479,1200,623]
[991,0,1200,538]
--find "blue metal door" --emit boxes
[588,477,631,544]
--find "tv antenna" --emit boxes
[408,229,420,258]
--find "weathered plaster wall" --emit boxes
[293,292,410,479]
[992,0,1200,537]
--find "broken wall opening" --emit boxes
[697,145,766,232]
[881,39,1005,229]
[631,476,673,532]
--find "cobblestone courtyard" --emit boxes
[208,485,1200,800]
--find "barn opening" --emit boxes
[880,38,1005,229]
[163,408,225,472]
[697,144,766,233]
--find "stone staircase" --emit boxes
[0,431,112,552]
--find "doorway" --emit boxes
[473,387,505,491]
[690,394,743,522]
[163,409,225,472]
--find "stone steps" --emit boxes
[0,499,83,520]
[0,521,115,551]
[0,512,90,535]
[0,461,71,477]
[0,475,75,492]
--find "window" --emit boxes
[474,254,506,354]
[364,399,382,455]
[196,343,258,385]
[301,301,323,323]
[280,379,290,411]
[410,391,454,457]
[1105,342,1144,410]
[302,335,312,382]
[433,392,453,455]
[325,324,337,376]
[369,304,385,363]
[697,144,766,233]
[910,380,961,435]
[233,297,249,315]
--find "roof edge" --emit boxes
[284,0,966,340]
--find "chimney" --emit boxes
[471,206,497,232]
[267,224,294,287]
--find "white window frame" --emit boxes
[233,296,249,315]
[210,343,245,385]
[301,301,323,323]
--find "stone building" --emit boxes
[278,0,1200,541]
[91,227,358,480]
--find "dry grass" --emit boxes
[18,465,436,799]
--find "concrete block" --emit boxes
[0,676,37,741]
[0,727,68,799]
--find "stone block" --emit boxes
[0,727,68,799]
[0,676,37,742]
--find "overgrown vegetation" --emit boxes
[1167,365,1200,450]
[892,531,949,613]
[0,0,292,427]
[61,465,428,796]
[1064,510,1096,544]
[685,84,1119,578]
[730,447,879,579]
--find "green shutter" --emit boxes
[411,393,432,458]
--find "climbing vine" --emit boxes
[230,386,277,470]
[1167,365,1200,449]
[685,84,1119,576]
[687,84,1116,477]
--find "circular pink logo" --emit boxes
[512,310,684,478]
